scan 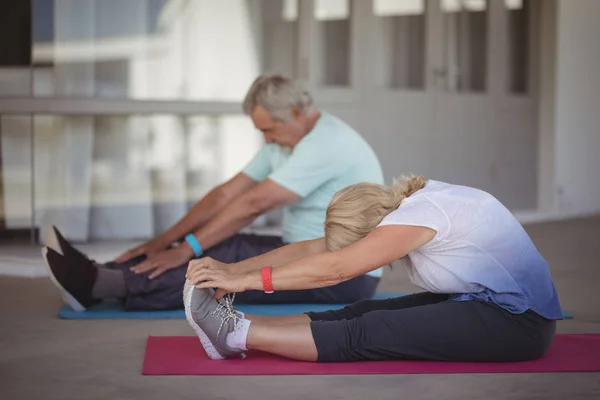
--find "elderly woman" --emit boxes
[184,176,562,363]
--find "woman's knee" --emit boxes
[340,299,380,318]
[331,297,396,320]
[306,300,371,322]
[313,294,440,322]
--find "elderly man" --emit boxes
[43,74,384,311]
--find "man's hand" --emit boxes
[130,246,193,279]
[186,257,247,299]
[115,238,168,263]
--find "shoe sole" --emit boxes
[45,226,63,256]
[40,247,86,312]
[183,282,225,360]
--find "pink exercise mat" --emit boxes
[142,334,600,375]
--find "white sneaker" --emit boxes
[183,280,246,360]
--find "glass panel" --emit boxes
[0,69,32,96]
[314,0,352,86]
[441,0,488,93]
[506,0,530,94]
[373,0,426,89]
[32,114,262,241]
[0,116,33,234]
[18,0,299,100]
[260,0,300,77]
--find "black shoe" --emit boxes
[41,247,100,311]
[45,226,99,267]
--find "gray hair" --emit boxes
[242,74,314,122]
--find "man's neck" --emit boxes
[303,109,321,137]
[290,109,321,150]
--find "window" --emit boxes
[373,0,426,89]
[260,0,300,78]
[33,114,260,239]
[441,0,488,92]
[506,0,530,94]
[314,0,352,86]
[0,0,301,100]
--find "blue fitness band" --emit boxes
[185,234,203,257]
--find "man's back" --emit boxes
[243,112,384,243]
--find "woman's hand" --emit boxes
[186,258,248,299]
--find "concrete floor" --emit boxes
[1,217,599,400]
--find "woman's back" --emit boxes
[379,180,563,319]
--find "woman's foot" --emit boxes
[41,247,100,311]
[183,281,247,360]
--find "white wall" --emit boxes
[553,0,600,216]
[536,0,557,214]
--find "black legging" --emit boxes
[308,292,556,363]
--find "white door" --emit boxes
[361,0,437,180]
[430,0,538,210]
[363,0,538,210]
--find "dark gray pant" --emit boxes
[308,292,556,363]
[106,234,379,311]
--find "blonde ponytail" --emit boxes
[324,175,426,251]
[391,175,427,207]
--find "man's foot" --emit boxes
[183,281,247,360]
[41,247,100,312]
[45,226,97,267]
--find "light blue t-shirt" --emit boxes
[378,180,563,319]
[243,112,384,277]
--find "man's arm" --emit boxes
[180,179,301,256]
[157,173,257,246]
[116,173,257,263]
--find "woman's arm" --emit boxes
[235,238,327,274]
[246,225,436,291]
[192,225,435,294]
[185,238,327,284]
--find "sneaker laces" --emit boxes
[210,293,243,337]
